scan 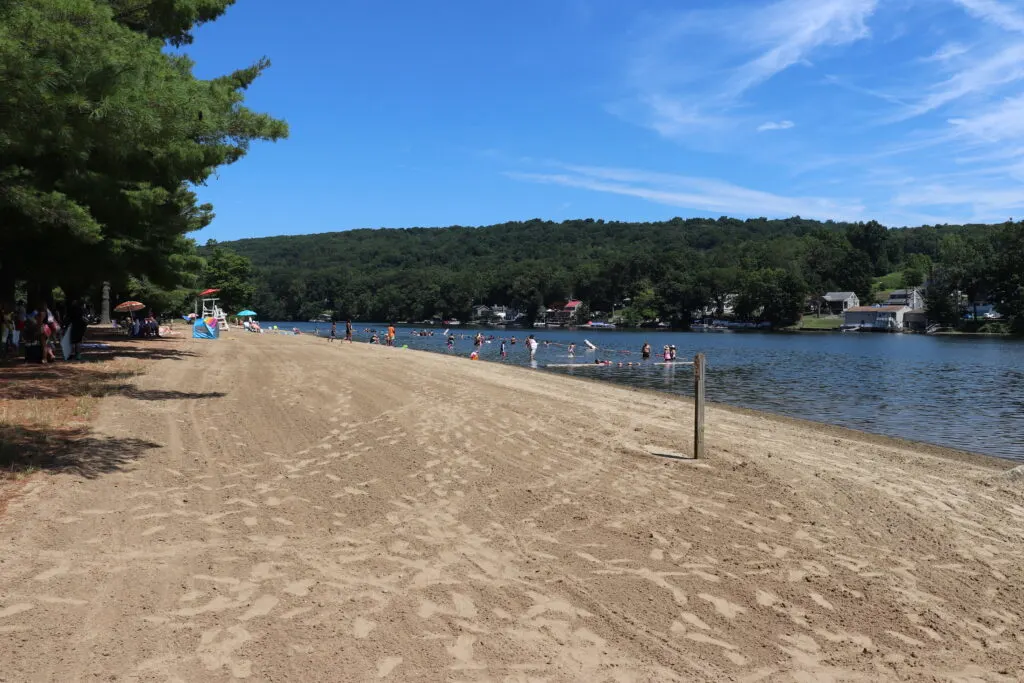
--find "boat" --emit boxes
[583,321,616,329]
[443,319,461,326]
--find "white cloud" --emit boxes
[952,0,1024,33]
[724,0,878,98]
[757,120,795,132]
[949,94,1024,142]
[623,0,878,139]
[895,42,1024,120]
[507,164,864,221]
[920,42,970,63]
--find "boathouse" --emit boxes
[843,305,912,331]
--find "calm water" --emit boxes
[273,322,1024,461]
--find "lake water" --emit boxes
[271,322,1024,462]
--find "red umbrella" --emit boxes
[199,288,220,296]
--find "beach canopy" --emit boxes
[236,309,257,317]
[192,316,219,340]
[113,300,145,313]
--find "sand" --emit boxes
[1,332,1022,682]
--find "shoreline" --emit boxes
[303,332,1020,468]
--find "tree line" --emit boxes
[216,217,1022,330]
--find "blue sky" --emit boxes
[187,0,1024,240]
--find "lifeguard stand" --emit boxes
[198,288,230,330]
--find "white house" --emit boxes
[843,305,912,331]
[821,291,860,314]
[886,288,924,310]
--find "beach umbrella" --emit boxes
[113,300,145,313]
[236,309,257,317]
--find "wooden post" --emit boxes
[694,353,706,458]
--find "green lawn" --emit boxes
[873,271,903,293]
[795,316,843,330]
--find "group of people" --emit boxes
[121,314,159,338]
[326,320,356,343]
[242,319,264,333]
[1,299,88,363]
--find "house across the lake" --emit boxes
[843,305,912,331]
[821,291,860,315]
[885,288,924,310]
[547,300,584,326]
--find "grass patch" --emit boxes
[872,271,904,301]
[795,316,843,330]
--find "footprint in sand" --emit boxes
[0,603,34,619]
[376,656,402,678]
[699,593,746,619]
[353,617,376,638]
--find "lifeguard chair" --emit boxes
[198,288,230,330]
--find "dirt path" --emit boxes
[1,333,1022,682]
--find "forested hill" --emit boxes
[218,216,1019,327]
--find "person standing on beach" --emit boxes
[641,342,651,360]
[69,300,87,360]
[500,339,507,359]
[387,324,396,347]
[329,321,337,342]
[526,334,538,361]
[345,319,353,342]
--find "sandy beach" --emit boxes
[1,332,1022,682]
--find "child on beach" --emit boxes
[568,342,576,357]
[345,320,353,342]
[329,322,336,341]
[500,340,507,358]
[663,345,671,362]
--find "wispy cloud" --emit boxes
[893,42,1024,120]
[949,94,1024,142]
[757,120,795,132]
[920,41,970,63]
[952,0,1024,33]
[623,0,877,138]
[507,164,864,221]
[722,0,878,98]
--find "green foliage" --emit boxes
[127,277,193,316]
[901,254,931,289]
[989,222,1024,330]
[201,242,255,313]
[213,215,1020,331]
[0,0,286,303]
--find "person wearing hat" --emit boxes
[669,345,677,361]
